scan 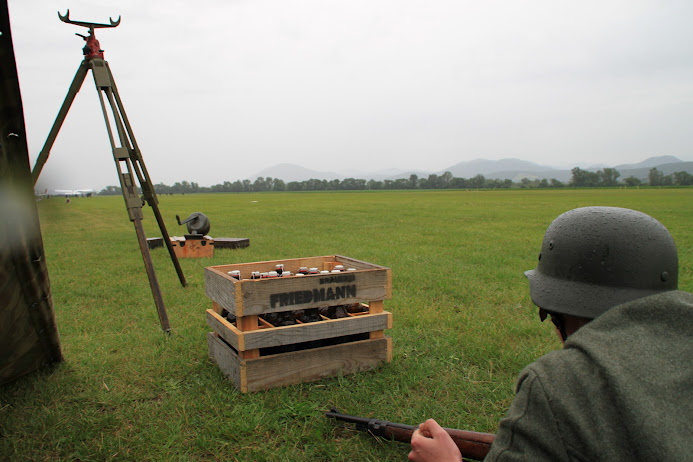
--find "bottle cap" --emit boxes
[227,270,241,279]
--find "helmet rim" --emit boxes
[525,269,674,318]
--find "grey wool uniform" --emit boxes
[485,291,693,461]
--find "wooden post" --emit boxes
[368,300,384,339]
[238,315,260,359]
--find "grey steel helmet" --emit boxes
[525,206,678,319]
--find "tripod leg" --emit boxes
[133,187,171,333]
[90,58,172,333]
[31,61,89,185]
[104,61,187,288]
[145,201,187,287]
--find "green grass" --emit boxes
[2,188,692,460]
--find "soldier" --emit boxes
[409,206,693,461]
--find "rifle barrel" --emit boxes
[325,409,496,461]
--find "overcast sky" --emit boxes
[8,0,693,191]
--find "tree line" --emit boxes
[568,167,693,187]
[97,167,693,195]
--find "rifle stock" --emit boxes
[326,409,495,461]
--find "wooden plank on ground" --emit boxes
[213,237,250,249]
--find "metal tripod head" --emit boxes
[58,10,121,60]
[58,9,121,30]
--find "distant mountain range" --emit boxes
[252,156,693,183]
[250,164,408,182]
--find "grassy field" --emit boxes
[2,188,692,461]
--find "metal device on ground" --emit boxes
[30,10,187,333]
[176,212,211,237]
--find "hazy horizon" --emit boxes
[8,1,693,191]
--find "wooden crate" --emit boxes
[170,236,214,258]
[205,255,393,392]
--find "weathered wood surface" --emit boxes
[244,337,391,392]
[146,237,164,249]
[0,7,63,384]
[337,255,393,298]
[207,309,392,350]
[367,300,385,339]
[208,335,391,393]
[207,332,242,390]
[206,255,389,279]
[237,314,260,359]
[205,270,242,315]
[205,255,393,392]
[206,310,241,350]
[205,255,391,316]
[170,236,214,258]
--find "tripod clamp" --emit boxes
[58,10,121,60]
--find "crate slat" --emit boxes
[208,332,391,393]
[206,309,392,350]
[205,255,391,316]
[208,332,243,390]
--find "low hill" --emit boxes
[468,156,689,183]
[438,158,555,178]
[250,156,692,184]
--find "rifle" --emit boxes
[325,408,496,461]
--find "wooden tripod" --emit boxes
[31,11,186,333]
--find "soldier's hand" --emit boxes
[408,419,463,462]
